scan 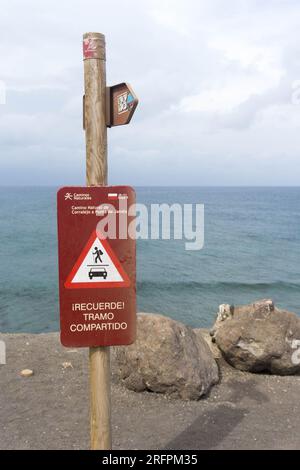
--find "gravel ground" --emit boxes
[1,331,300,450]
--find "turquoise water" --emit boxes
[0,186,299,332]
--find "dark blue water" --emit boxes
[0,187,299,332]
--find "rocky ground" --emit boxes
[1,331,300,450]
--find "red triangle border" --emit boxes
[64,230,130,289]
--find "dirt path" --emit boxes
[1,332,300,450]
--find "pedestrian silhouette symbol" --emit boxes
[92,246,103,264]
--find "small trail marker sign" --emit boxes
[57,186,136,348]
[107,83,138,127]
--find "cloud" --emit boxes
[0,0,299,185]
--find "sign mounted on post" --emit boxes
[57,186,136,348]
[107,82,138,127]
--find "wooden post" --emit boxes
[83,32,112,450]
[83,32,108,186]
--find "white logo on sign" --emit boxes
[117,92,128,114]
[71,237,123,284]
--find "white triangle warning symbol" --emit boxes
[65,230,130,289]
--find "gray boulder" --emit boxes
[212,299,300,375]
[115,313,219,400]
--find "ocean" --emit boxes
[0,186,299,333]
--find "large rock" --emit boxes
[212,299,300,375]
[115,313,219,400]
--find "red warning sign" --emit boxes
[57,186,136,348]
[65,229,130,289]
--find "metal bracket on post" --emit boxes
[83,95,86,130]
[106,87,112,128]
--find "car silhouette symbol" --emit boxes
[88,267,108,280]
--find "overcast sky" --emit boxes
[0,0,300,186]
